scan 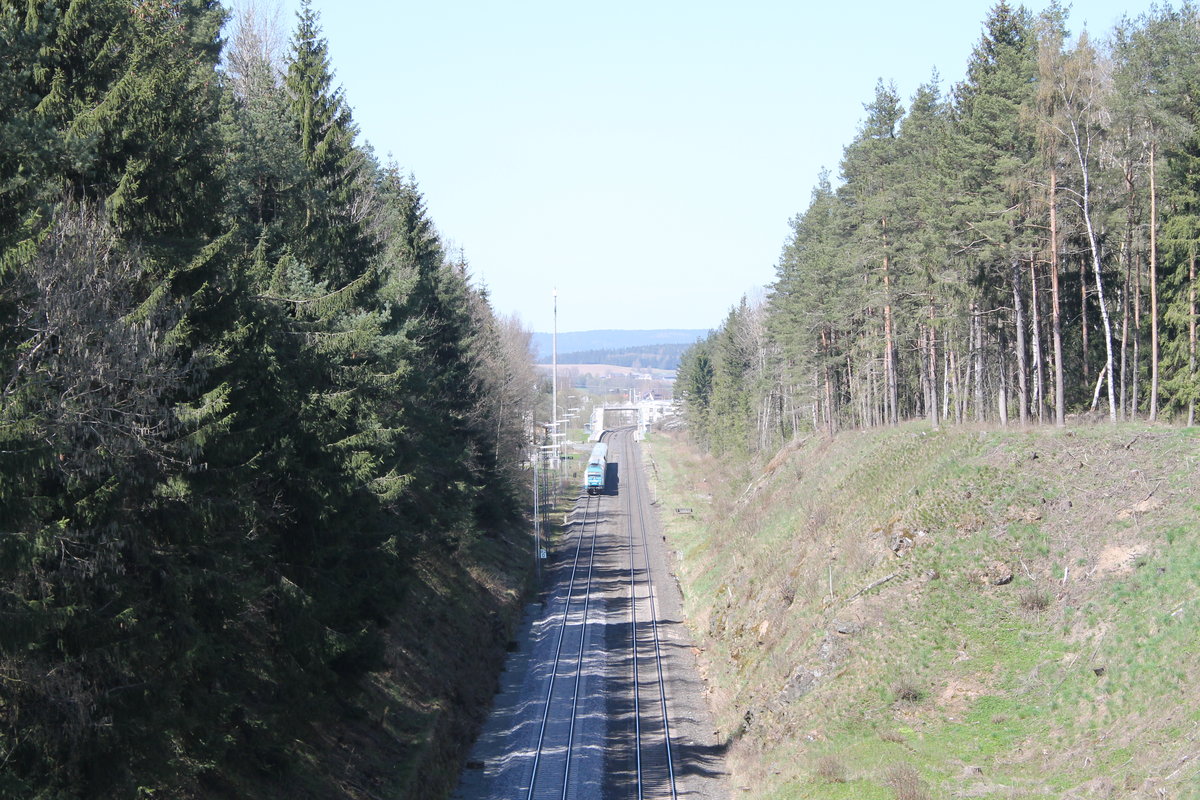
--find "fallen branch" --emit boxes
[846,572,898,602]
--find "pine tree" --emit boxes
[951,1,1038,423]
[1112,3,1200,419]
[1032,4,1071,425]
[895,76,959,427]
[840,79,906,425]
[770,172,856,433]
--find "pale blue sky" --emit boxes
[253,1,1151,333]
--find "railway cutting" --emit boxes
[454,429,728,800]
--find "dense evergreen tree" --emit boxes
[676,335,715,442]
[0,1,250,794]
[284,0,374,287]
[1111,4,1200,419]
[1161,85,1200,422]
[952,1,1039,424]
[0,2,536,796]
[894,77,959,426]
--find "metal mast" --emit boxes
[552,288,559,467]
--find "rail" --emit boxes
[524,473,602,799]
[623,430,679,800]
[521,427,679,800]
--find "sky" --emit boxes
[247,0,1153,333]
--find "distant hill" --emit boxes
[555,343,692,371]
[532,329,708,362]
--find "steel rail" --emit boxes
[628,433,644,797]
[558,491,599,800]
[526,429,614,800]
[624,430,679,800]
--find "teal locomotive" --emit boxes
[585,442,608,495]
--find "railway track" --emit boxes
[524,488,603,800]
[461,428,696,800]
[621,430,679,800]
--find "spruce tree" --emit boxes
[1112,4,1200,419]
[0,1,253,794]
[1161,152,1200,422]
[283,0,374,287]
[676,335,716,443]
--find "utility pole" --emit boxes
[532,455,540,581]
[551,288,559,468]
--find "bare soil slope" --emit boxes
[646,423,1200,799]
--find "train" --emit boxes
[584,442,608,495]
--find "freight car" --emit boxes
[584,442,608,495]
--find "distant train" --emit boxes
[585,442,608,495]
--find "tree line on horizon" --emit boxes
[679,1,1200,455]
[556,343,690,370]
[0,0,536,795]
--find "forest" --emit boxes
[679,2,1200,455]
[556,343,691,370]
[0,0,537,796]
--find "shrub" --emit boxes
[893,679,926,703]
[815,754,847,783]
[884,763,929,800]
[1019,585,1053,612]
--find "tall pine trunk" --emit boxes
[1119,257,1129,420]
[1123,160,1139,419]
[928,304,940,428]
[1030,253,1046,423]
[1012,258,1029,425]
[972,304,985,422]
[1150,141,1160,421]
[1189,248,1197,426]
[1050,167,1066,426]
[822,329,834,436]
[882,227,898,426]
[1133,252,1142,417]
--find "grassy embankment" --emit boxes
[646,423,1200,799]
